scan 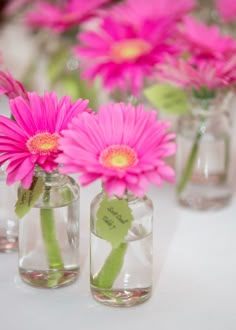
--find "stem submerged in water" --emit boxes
[40,208,64,270]
[92,242,128,289]
[177,95,210,195]
[177,127,204,194]
[40,175,65,287]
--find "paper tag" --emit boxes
[144,83,188,115]
[15,177,44,218]
[96,197,133,248]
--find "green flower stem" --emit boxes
[92,242,128,289]
[40,208,64,270]
[177,118,205,195]
[40,173,65,287]
[176,88,217,195]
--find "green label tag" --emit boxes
[15,177,44,218]
[144,83,188,115]
[96,197,133,248]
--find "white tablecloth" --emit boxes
[1,181,236,330]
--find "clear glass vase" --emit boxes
[0,165,18,253]
[90,191,153,307]
[18,168,80,288]
[176,93,232,210]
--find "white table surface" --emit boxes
[1,181,236,330]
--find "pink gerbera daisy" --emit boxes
[179,16,236,60]
[75,16,178,96]
[0,70,28,100]
[58,103,176,198]
[109,0,196,24]
[157,56,236,90]
[0,92,90,188]
[26,0,109,33]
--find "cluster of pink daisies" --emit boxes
[156,17,236,92]
[3,0,236,96]
[73,3,236,95]
[1,0,236,198]
[2,0,195,97]
[0,70,176,197]
[26,0,236,94]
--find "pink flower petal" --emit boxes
[59,103,176,197]
[0,91,89,185]
[103,178,126,198]
[79,172,101,185]
[7,157,34,187]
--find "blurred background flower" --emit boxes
[0,0,236,114]
[75,16,178,96]
[25,0,110,33]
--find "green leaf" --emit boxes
[96,197,133,248]
[143,83,188,115]
[15,177,44,218]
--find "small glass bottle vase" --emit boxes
[18,168,80,288]
[176,94,232,210]
[90,191,153,307]
[0,165,18,253]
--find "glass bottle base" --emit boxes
[19,268,79,288]
[0,236,18,253]
[91,286,152,307]
[178,190,232,211]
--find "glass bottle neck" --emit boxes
[188,90,228,117]
[101,186,142,202]
[34,166,66,184]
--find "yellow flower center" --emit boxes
[27,132,59,155]
[110,39,152,63]
[100,145,137,169]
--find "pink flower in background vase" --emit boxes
[0,92,90,188]
[216,0,236,22]
[179,16,236,60]
[75,17,178,96]
[26,0,109,33]
[154,17,236,202]
[156,56,236,90]
[0,70,28,100]
[109,0,196,24]
[58,102,176,198]
[158,17,236,90]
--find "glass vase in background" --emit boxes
[176,92,232,210]
[90,190,153,307]
[0,165,18,253]
[18,167,80,288]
